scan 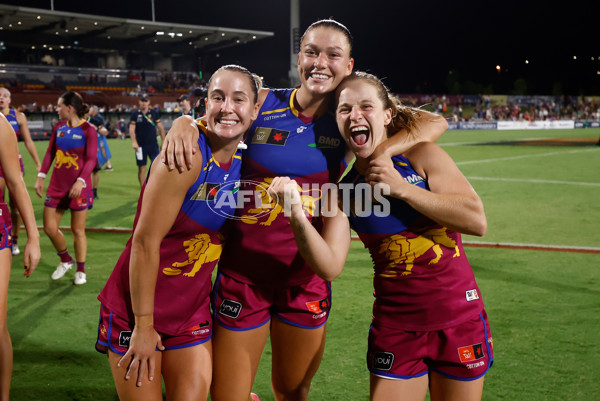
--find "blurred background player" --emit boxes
[34,91,97,286]
[177,94,195,118]
[129,94,165,186]
[88,105,112,201]
[0,113,41,401]
[0,87,41,256]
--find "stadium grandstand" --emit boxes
[0,3,274,138]
[1,3,600,140]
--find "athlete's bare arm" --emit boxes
[268,176,350,281]
[16,111,41,171]
[0,115,40,276]
[118,144,202,387]
[371,109,448,160]
[367,141,486,236]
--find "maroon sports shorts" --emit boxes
[212,272,332,330]
[44,187,93,211]
[367,310,493,381]
[0,203,12,251]
[95,304,212,355]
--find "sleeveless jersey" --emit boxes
[342,154,484,331]
[98,131,243,335]
[0,108,24,182]
[217,88,347,287]
[4,109,20,139]
[39,121,97,198]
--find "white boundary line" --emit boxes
[455,148,599,166]
[462,240,600,253]
[350,234,599,253]
[33,226,598,254]
[465,176,600,187]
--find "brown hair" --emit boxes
[208,64,262,103]
[339,71,419,135]
[60,91,89,118]
[300,18,353,57]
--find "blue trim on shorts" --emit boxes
[430,313,493,382]
[369,369,429,380]
[273,279,331,330]
[106,310,126,356]
[274,312,328,330]
[163,334,212,351]
[95,303,108,353]
[212,273,272,332]
[215,315,271,332]
[0,222,10,250]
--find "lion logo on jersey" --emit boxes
[378,227,460,277]
[240,177,321,226]
[162,233,222,277]
[54,149,79,169]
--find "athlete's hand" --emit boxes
[23,237,41,277]
[365,159,404,199]
[161,115,198,172]
[68,180,84,199]
[117,325,165,387]
[34,177,44,198]
[267,176,303,218]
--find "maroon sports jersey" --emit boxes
[39,121,97,198]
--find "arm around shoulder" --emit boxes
[373,108,448,159]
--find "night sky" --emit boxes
[4,0,600,95]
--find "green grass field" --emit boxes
[6,128,600,400]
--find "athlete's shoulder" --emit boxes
[268,88,294,101]
[402,141,444,163]
[54,120,67,130]
[81,121,97,134]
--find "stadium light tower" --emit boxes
[289,0,301,86]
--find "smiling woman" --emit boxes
[163,17,448,401]
[335,71,491,401]
[95,65,261,401]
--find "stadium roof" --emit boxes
[0,4,274,56]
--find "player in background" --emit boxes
[177,94,196,119]
[270,71,492,401]
[34,91,97,286]
[88,105,112,200]
[0,113,41,401]
[96,65,261,401]
[129,94,165,186]
[0,87,41,256]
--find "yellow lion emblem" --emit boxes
[54,149,79,169]
[378,227,460,277]
[241,177,321,226]
[162,233,222,277]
